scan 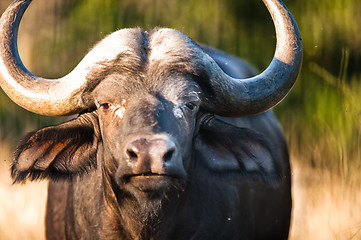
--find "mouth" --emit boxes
[123,173,184,195]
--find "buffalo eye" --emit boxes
[100,103,112,111]
[185,102,197,111]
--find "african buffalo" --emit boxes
[0,0,302,239]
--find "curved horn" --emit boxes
[200,0,302,117]
[0,0,91,116]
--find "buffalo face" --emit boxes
[93,73,202,197]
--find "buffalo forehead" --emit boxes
[89,27,200,72]
[89,28,202,78]
[86,27,204,107]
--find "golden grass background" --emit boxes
[0,145,46,240]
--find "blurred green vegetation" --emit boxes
[0,0,360,178]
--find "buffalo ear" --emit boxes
[12,112,100,183]
[195,115,282,185]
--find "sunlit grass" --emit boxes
[290,160,361,240]
[0,144,47,240]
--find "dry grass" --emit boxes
[1,145,360,239]
[0,144,47,240]
[290,159,361,240]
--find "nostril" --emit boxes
[163,148,175,162]
[126,149,138,161]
